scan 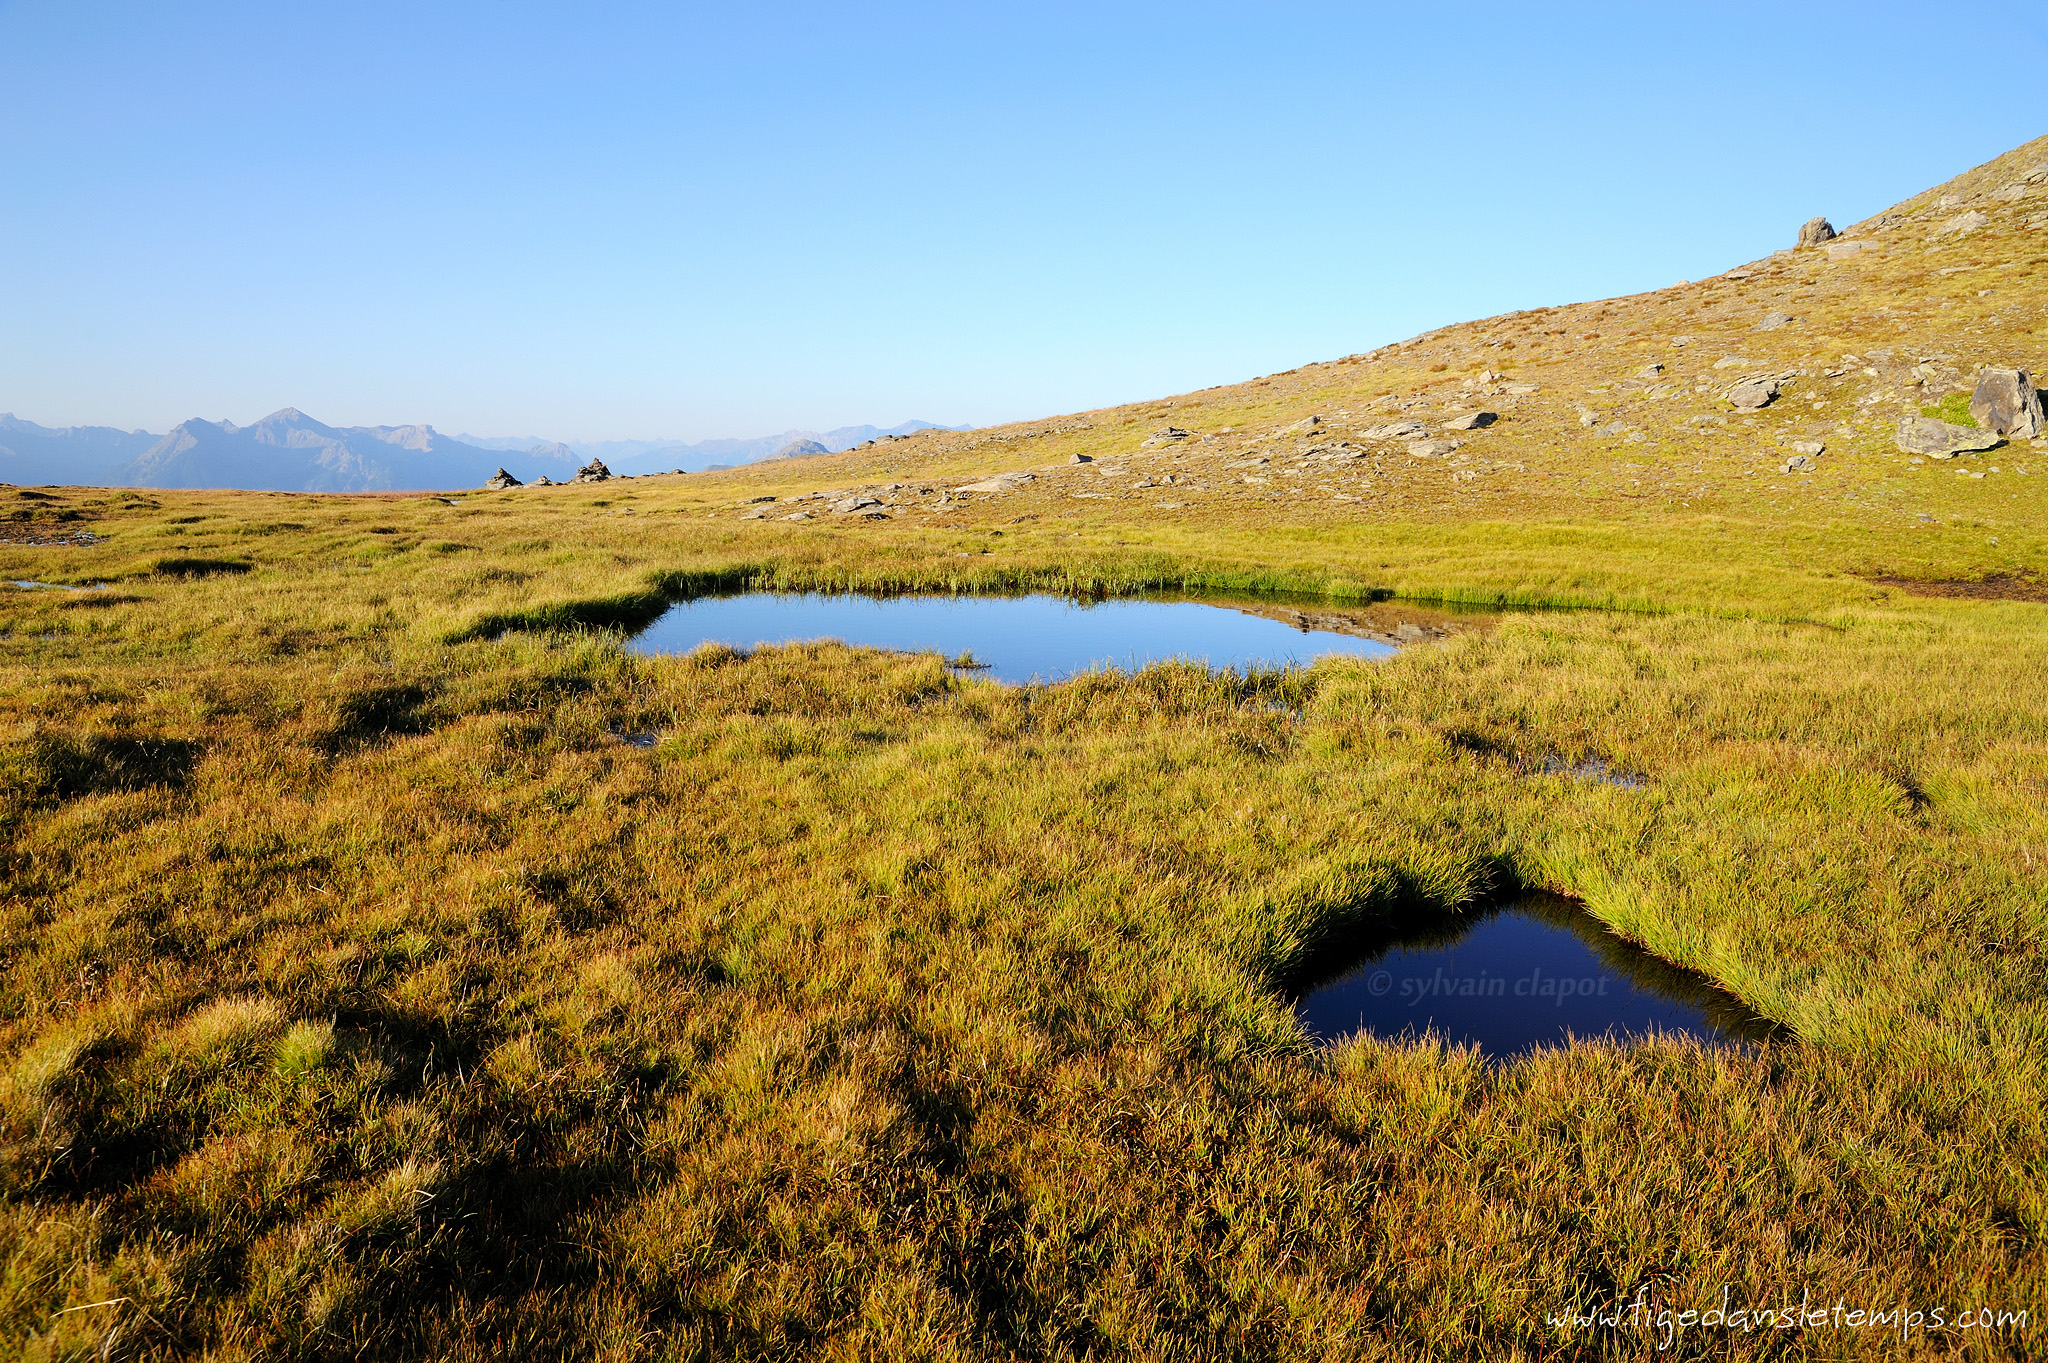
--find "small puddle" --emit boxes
[627,591,1457,682]
[1292,894,1778,1058]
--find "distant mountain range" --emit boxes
[450,420,969,476]
[0,411,971,491]
[0,413,159,485]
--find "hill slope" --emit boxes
[657,133,2045,601]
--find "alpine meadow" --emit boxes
[2,130,2047,1361]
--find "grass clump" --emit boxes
[1921,390,1978,425]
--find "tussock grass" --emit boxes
[0,138,2043,1357]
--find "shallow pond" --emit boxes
[1292,895,1778,1058]
[628,591,1404,682]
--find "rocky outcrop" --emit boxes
[1895,417,2002,457]
[483,467,522,490]
[1970,369,2044,439]
[573,459,612,483]
[1797,217,1837,247]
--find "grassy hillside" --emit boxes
[0,140,2044,1359]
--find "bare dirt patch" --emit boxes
[1872,573,2048,602]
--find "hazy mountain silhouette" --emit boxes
[0,409,974,490]
[0,413,160,485]
[117,409,580,491]
[453,419,972,475]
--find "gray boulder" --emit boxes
[1068,452,1093,464]
[1754,312,1795,332]
[1969,369,2044,439]
[1363,420,1430,440]
[573,458,612,483]
[1797,217,1837,247]
[1442,411,1497,431]
[1728,379,1781,410]
[1894,417,2002,457]
[830,494,882,514]
[1405,439,1459,457]
[483,467,522,490]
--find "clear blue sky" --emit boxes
[2,1,2042,442]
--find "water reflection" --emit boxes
[1292,894,1781,1058]
[628,590,1410,683]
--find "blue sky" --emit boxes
[2,1,2042,442]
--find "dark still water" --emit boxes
[628,592,1397,683]
[1293,895,1779,1059]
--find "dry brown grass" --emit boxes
[0,139,2043,1360]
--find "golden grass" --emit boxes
[0,139,2043,1358]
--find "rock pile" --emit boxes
[483,468,522,490]
[573,459,612,483]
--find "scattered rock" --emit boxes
[1728,378,1781,410]
[1362,420,1430,441]
[1787,439,1826,456]
[573,459,613,483]
[530,475,556,486]
[483,467,523,490]
[1797,217,1837,247]
[954,472,1038,494]
[745,495,777,504]
[1970,368,2044,439]
[1753,312,1795,332]
[1576,407,1600,427]
[1894,417,2002,457]
[1933,210,1991,239]
[830,495,883,514]
[1286,416,1323,433]
[1068,452,1093,464]
[1636,363,1665,379]
[1442,411,1498,431]
[1405,440,1460,458]
[1781,454,1817,474]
